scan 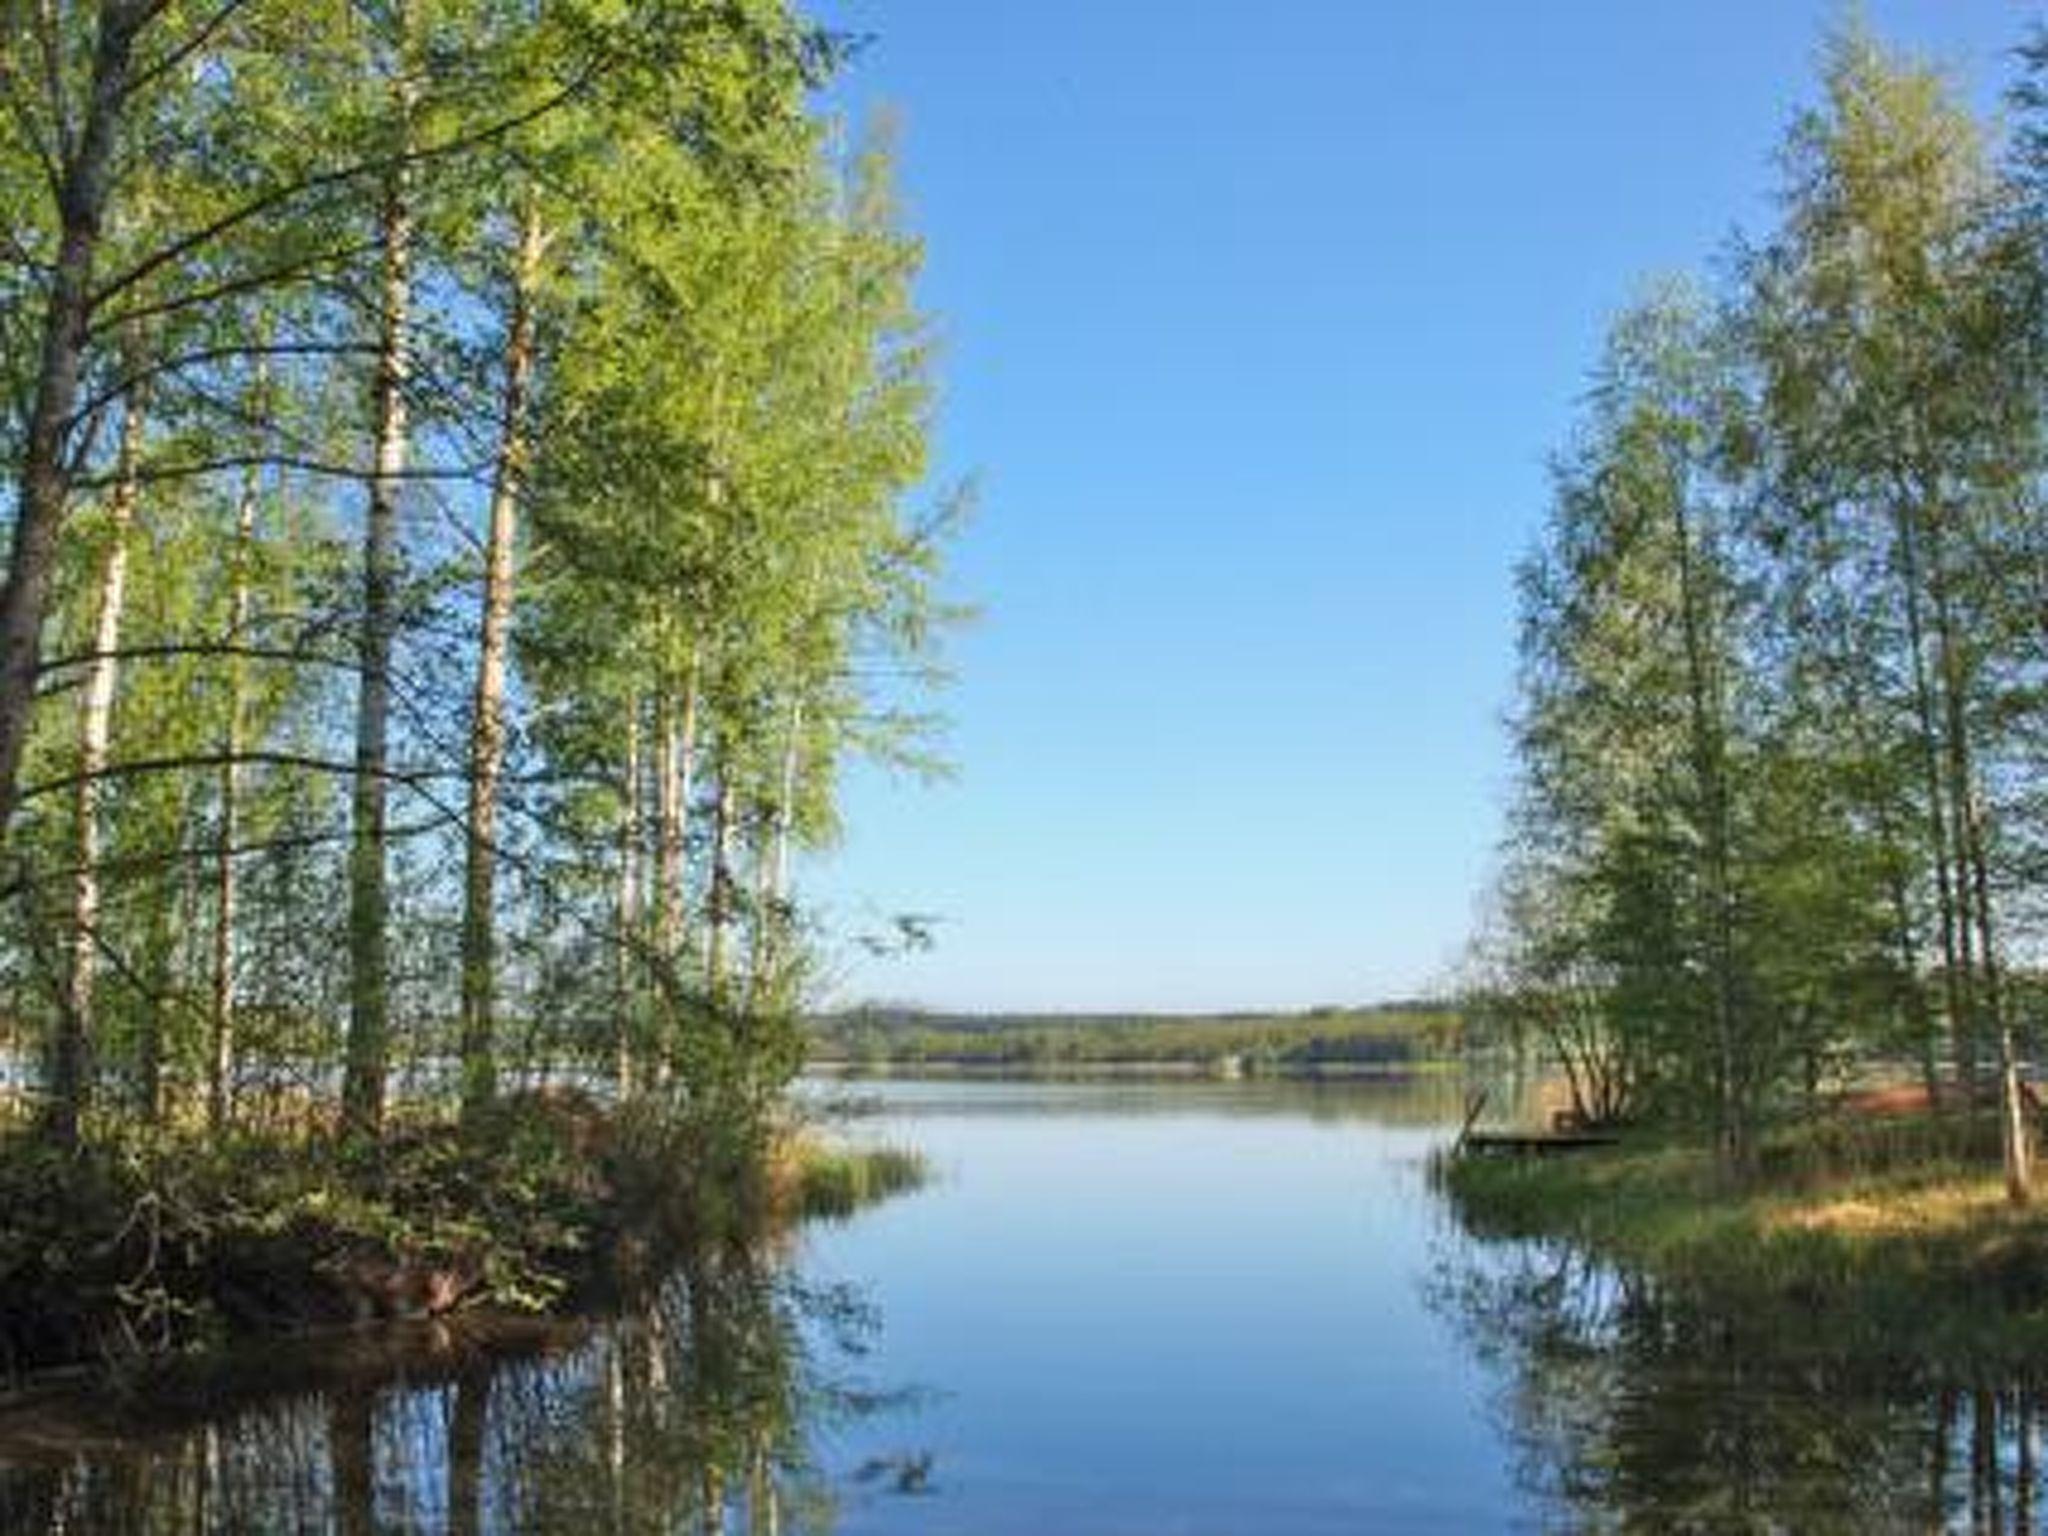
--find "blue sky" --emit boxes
[800,1,2032,1014]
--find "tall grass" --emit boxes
[787,1143,931,1221]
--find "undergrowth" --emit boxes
[0,1095,925,1383]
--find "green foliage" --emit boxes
[0,0,955,1151]
[1472,21,2048,1186]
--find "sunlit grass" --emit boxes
[1771,1178,2013,1239]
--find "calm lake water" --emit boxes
[3,1075,2044,1532]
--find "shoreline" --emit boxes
[805,1056,1460,1080]
[0,1101,927,1393]
[1438,1109,2048,1367]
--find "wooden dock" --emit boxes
[1445,1089,1620,1158]
[1458,1129,1620,1157]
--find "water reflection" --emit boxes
[807,1069,1478,1126]
[28,1075,2022,1532]
[1433,1234,2048,1532]
[0,1240,904,1534]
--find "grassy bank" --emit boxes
[1439,1110,2048,1366]
[0,1095,927,1383]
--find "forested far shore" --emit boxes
[808,1002,1463,1072]
[1466,24,2048,1198]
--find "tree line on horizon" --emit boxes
[811,1002,1462,1070]
[1466,24,2048,1196]
[0,0,955,1151]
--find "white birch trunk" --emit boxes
[344,54,416,1136]
[58,369,146,1131]
[209,371,265,1134]
[459,199,545,1121]
[616,700,641,1098]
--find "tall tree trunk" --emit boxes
[771,699,802,919]
[134,822,187,1122]
[0,1,148,853]
[705,769,736,1007]
[1893,498,1973,1102]
[1938,594,1981,1083]
[209,370,267,1135]
[1897,870,1940,1107]
[1929,526,2026,1199]
[647,660,700,1089]
[656,649,700,969]
[1937,618,2026,1201]
[1833,599,1938,1104]
[744,824,770,1018]
[344,73,417,1139]
[1670,497,1743,1173]
[616,699,641,1099]
[650,690,679,1091]
[459,201,544,1126]
[1957,766,2028,1204]
[655,695,680,962]
[50,364,145,1146]
[1969,791,2029,1204]
[747,697,804,1012]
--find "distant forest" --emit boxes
[809,1002,1462,1071]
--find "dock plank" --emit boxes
[1460,1130,1619,1157]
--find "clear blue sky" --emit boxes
[800,1,2032,1015]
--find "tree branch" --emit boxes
[116,0,252,105]
[64,338,376,429]
[88,59,605,315]
[85,238,381,340]
[73,451,487,490]
[37,638,359,682]
[17,748,462,803]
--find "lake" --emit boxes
[2,1075,2041,1531]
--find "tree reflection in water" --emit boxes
[1433,1234,2048,1532]
[0,1239,905,1534]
